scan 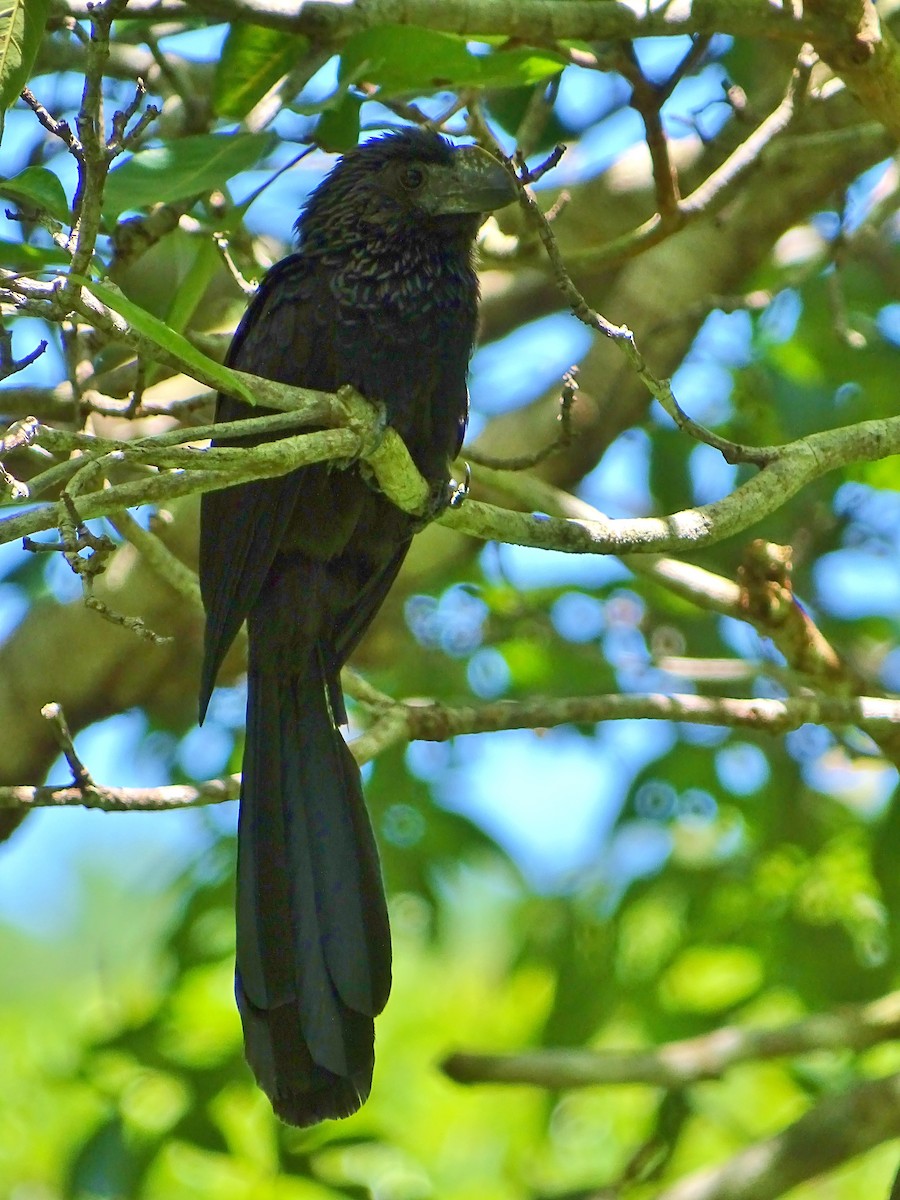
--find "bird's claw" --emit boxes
[366,400,390,452]
[448,463,470,509]
[411,464,470,530]
[356,398,389,461]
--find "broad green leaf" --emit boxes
[316,91,362,152]
[339,26,474,93]
[338,25,562,97]
[0,237,67,269]
[68,274,256,404]
[0,0,51,111]
[0,165,70,223]
[476,47,566,89]
[141,236,222,389]
[164,236,220,336]
[102,131,277,218]
[213,23,309,119]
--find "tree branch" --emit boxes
[652,1071,900,1200]
[47,0,900,149]
[474,467,859,689]
[367,691,900,746]
[445,413,900,555]
[0,383,430,544]
[444,990,900,1089]
[0,776,240,812]
[806,0,900,141]
[46,0,836,45]
[445,994,900,1200]
[3,399,900,565]
[4,691,900,810]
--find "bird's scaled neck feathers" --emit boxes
[295,131,482,315]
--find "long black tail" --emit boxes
[235,651,391,1125]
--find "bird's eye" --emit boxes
[399,165,426,191]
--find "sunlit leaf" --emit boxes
[0,0,51,111]
[338,25,562,96]
[0,165,69,223]
[68,273,257,403]
[213,23,309,119]
[660,944,764,1013]
[102,132,277,218]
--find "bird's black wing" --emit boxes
[199,254,333,718]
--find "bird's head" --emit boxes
[297,128,516,252]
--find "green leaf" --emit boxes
[164,236,221,336]
[142,235,221,389]
[68,274,256,404]
[339,26,471,93]
[0,0,51,111]
[316,91,362,153]
[0,237,68,269]
[102,131,277,218]
[476,47,566,90]
[660,944,764,1013]
[0,165,70,223]
[213,23,309,119]
[338,25,562,97]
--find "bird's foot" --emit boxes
[337,385,389,460]
[447,463,470,509]
[416,464,470,525]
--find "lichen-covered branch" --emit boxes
[45,0,841,46]
[3,404,900,564]
[445,413,900,555]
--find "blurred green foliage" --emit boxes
[2,10,900,1200]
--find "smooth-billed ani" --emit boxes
[198,130,514,1126]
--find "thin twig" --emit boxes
[680,45,816,217]
[20,87,82,155]
[83,593,173,643]
[504,142,776,467]
[40,489,175,644]
[0,324,47,381]
[617,41,683,220]
[513,74,562,161]
[566,47,818,275]
[464,369,577,471]
[40,702,95,789]
[107,507,203,610]
[0,775,241,811]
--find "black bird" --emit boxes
[198,129,515,1126]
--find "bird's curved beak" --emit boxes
[423,144,518,216]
